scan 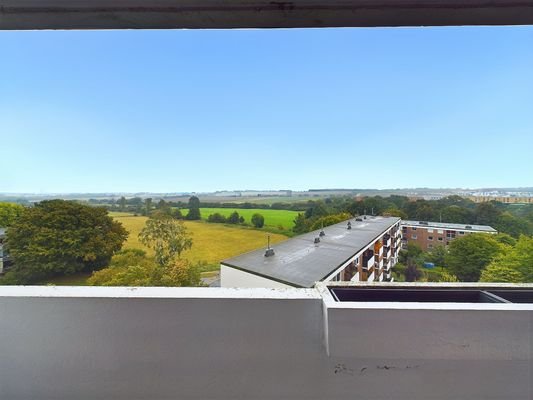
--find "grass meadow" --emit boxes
[178,207,299,231]
[111,212,288,270]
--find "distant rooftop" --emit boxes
[401,220,497,233]
[222,216,400,288]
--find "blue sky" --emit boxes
[1,26,532,193]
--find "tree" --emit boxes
[88,249,201,287]
[480,236,533,283]
[173,208,183,220]
[426,245,447,267]
[0,202,25,227]
[138,215,193,267]
[445,233,503,281]
[479,265,524,283]
[437,271,459,282]
[381,208,408,219]
[88,249,158,286]
[207,213,226,223]
[227,211,240,224]
[144,198,153,216]
[441,205,474,224]
[399,243,423,264]
[4,200,128,284]
[186,196,201,220]
[475,202,501,225]
[309,213,351,230]
[494,212,532,238]
[118,196,127,212]
[292,213,309,233]
[494,233,517,247]
[251,213,265,228]
[414,204,435,221]
[304,201,330,219]
[405,259,423,282]
[396,243,425,282]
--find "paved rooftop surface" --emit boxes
[222,216,400,288]
[401,220,497,233]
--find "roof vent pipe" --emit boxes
[264,235,275,257]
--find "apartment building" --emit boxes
[401,220,497,251]
[221,216,402,288]
[467,196,533,204]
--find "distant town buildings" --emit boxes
[401,220,497,251]
[213,190,293,197]
[221,216,401,288]
[466,196,533,204]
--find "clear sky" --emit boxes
[1,26,532,193]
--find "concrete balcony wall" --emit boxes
[1,284,532,399]
[321,283,533,400]
[0,286,325,399]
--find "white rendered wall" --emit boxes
[220,264,293,288]
[1,284,532,400]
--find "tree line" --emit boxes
[290,195,533,238]
[104,197,308,214]
[395,233,533,283]
[0,200,201,286]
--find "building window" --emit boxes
[459,231,465,235]
[437,229,444,234]
[438,237,443,241]
[427,229,434,233]
[412,235,417,239]
[428,244,433,249]
[428,236,433,241]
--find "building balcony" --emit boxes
[0,284,532,399]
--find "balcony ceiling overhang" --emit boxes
[1,0,533,30]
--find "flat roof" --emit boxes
[401,220,497,233]
[222,216,400,288]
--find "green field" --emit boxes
[179,208,299,230]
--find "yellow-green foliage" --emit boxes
[112,213,288,267]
